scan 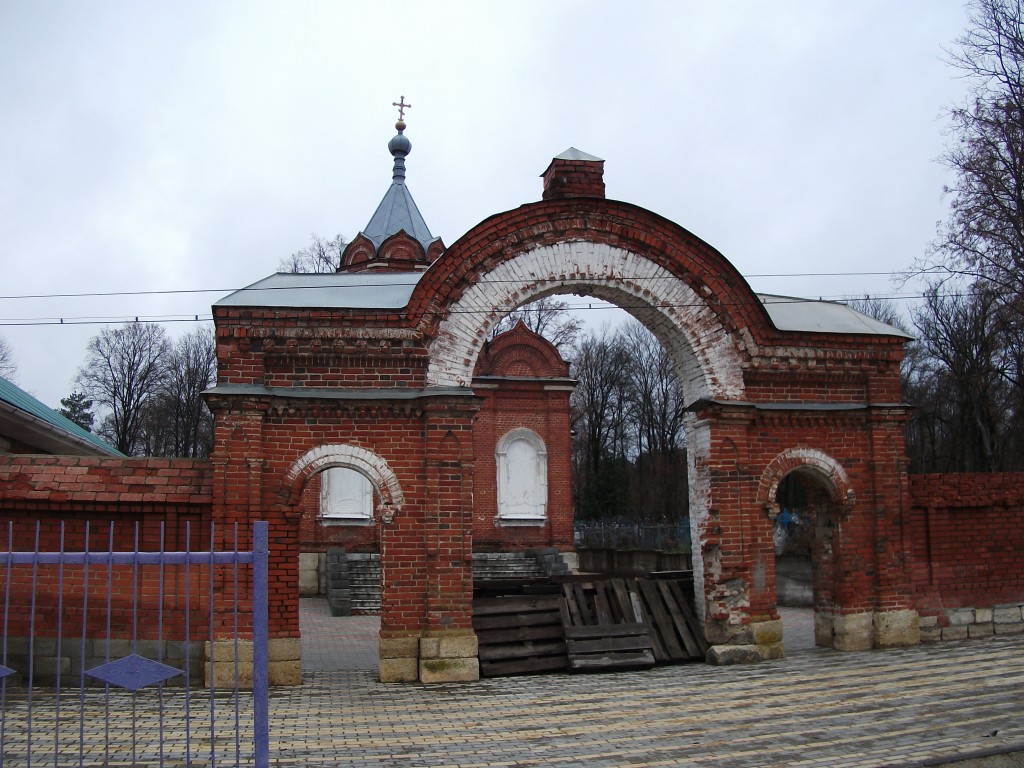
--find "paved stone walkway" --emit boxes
[290,599,1024,767]
[4,601,1021,766]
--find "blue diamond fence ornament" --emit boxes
[86,654,181,691]
[0,664,13,680]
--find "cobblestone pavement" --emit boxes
[4,601,1021,767]
[289,599,1024,768]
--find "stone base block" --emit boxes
[380,635,419,659]
[420,633,478,660]
[380,634,421,683]
[874,609,920,648]
[269,660,301,686]
[752,619,783,646]
[832,612,873,651]
[968,623,994,638]
[706,644,762,665]
[920,625,942,643]
[299,552,320,597]
[205,638,302,688]
[758,642,785,660]
[419,631,479,683]
[814,612,834,647]
[994,622,1024,635]
[206,660,254,688]
[419,656,479,683]
[380,657,418,683]
[994,605,1024,624]
[941,625,969,641]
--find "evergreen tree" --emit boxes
[58,390,95,432]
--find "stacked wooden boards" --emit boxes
[474,590,568,677]
[473,575,708,677]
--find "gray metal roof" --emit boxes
[216,278,909,339]
[0,375,123,456]
[360,181,437,251]
[354,120,438,253]
[554,147,604,162]
[215,271,424,309]
[757,294,912,338]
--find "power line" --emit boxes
[0,290,987,329]
[0,269,923,302]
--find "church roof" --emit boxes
[355,115,438,254]
[361,179,436,251]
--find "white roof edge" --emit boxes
[757,294,912,338]
[554,147,604,162]
[215,271,425,309]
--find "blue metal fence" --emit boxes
[0,519,269,768]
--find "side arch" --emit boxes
[280,443,405,515]
[757,447,855,516]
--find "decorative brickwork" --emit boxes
[13,150,1024,685]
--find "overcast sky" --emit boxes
[2,1,970,410]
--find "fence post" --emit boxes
[252,521,269,768]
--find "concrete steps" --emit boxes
[323,550,572,615]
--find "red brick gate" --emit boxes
[207,149,917,680]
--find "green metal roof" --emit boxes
[0,376,123,456]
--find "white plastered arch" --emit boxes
[425,241,747,404]
[759,446,855,512]
[283,443,405,512]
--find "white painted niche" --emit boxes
[496,428,547,525]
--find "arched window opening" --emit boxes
[319,467,374,525]
[496,428,548,524]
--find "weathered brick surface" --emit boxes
[10,156,1023,679]
[907,473,1024,621]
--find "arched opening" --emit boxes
[771,465,843,650]
[284,444,405,675]
[423,235,757,637]
[774,468,831,651]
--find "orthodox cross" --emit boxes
[393,96,411,121]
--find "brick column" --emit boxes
[206,397,300,686]
[689,404,773,664]
[418,397,480,683]
[868,406,919,647]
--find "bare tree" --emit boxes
[279,233,347,273]
[571,327,633,520]
[619,321,688,525]
[0,334,16,381]
[921,0,1024,307]
[570,322,690,525]
[75,322,171,455]
[910,285,1011,471]
[490,296,583,354]
[137,326,216,457]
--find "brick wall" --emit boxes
[0,456,215,642]
[908,473,1024,636]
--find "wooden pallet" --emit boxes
[631,578,708,661]
[560,579,655,672]
[473,594,568,677]
[471,574,707,676]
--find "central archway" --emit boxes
[412,198,781,650]
[424,240,751,403]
